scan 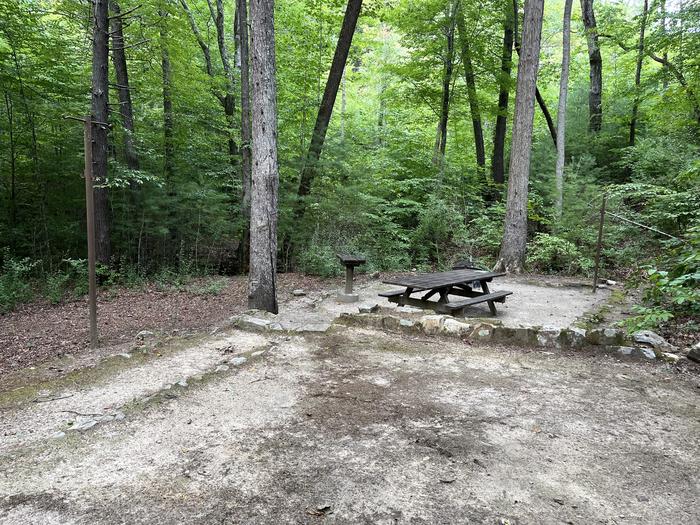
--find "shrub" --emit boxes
[527,233,593,275]
[0,250,36,313]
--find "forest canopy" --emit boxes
[0,0,698,328]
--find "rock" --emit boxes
[688,345,700,363]
[441,318,472,336]
[420,315,445,335]
[215,364,230,372]
[396,306,423,314]
[237,315,271,332]
[177,379,188,387]
[471,323,495,340]
[614,346,656,360]
[136,330,155,340]
[559,327,587,349]
[71,418,99,432]
[661,352,683,364]
[586,328,626,346]
[370,271,380,279]
[633,330,677,353]
[292,289,306,297]
[358,304,380,314]
[230,357,247,366]
[536,326,562,348]
[605,279,617,286]
[382,315,401,331]
[399,318,416,330]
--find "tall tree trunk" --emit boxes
[296,0,363,204]
[555,0,573,221]
[433,1,457,168]
[92,0,112,264]
[109,1,139,172]
[491,0,515,184]
[160,11,174,182]
[456,4,485,178]
[580,0,602,132]
[4,92,16,230]
[180,0,239,165]
[495,0,545,273]
[238,0,253,272]
[629,0,649,147]
[248,0,279,313]
[512,1,556,147]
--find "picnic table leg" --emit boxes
[478,281,498,315]
[400,287,413,306]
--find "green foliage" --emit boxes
[527,234,593,275]
[412,197,469,269]
[0,249,35,313]
[621,224,700,331]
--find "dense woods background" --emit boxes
[0,0,698,330]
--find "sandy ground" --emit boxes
[1,325,698,524]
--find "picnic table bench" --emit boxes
[380,269,512,316]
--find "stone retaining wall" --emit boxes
[334,311,671,361]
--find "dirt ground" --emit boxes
[1,325,698,524]
[0,273,338,376]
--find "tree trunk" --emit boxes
[580,0,602,132]
[180,0,239,164]
[109,1,139,172]
[433,1,457,168]
[296,0,363,203]
[491,0,515,184]
[456,4,485,178]
[160,11,174,182]
[92,0,112,264]
[629,0,649,147]
[238,0,253,272]
[555,0,573,221]
[495,0,544,274]
[4,92,16,230]
[248,0,279,313]
[512,1,556,147]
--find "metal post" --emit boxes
[345,265,354,294]
[592,193,606,294]
[84,117,98,348]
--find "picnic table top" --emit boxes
[382,269,505,291]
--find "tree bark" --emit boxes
[491,0,515,184]
[512,1,556,147]
[109,1,139,172]
[4,92,16,230]
[160,10,174,182]
[238,0,253,271]
[433,1,457,168]
[92,0,112,264]
[248,0,279,313]
[456,4,485,178]
[580,0,602,132]
[629,0,649,147]
[555,0,573,221]
[180,0,239,164]
[296,0,363,203]
[495,0,544,274]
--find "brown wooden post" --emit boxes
[592,193,606,294]
[345,265,354,294]
[84,117,98,347]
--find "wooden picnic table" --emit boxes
[380,269,512,316]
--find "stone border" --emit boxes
[334,311,680,362]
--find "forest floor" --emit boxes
[1,324,698,524]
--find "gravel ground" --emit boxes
[1,326,698,524]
